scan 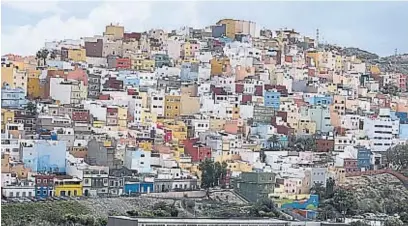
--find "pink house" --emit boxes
[235,66,255,81]
[224,120,239,134]
[67,68,88,85]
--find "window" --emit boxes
[43,190,47,195]
[16,192,20,197]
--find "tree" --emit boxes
[260,150,266,163]
[199,159,227,188]
[25,101,37,115]
[249,199,280,218]
[311,182,326,200]
[381,83,399,96]
[386,144,408,171]
[384,217,404,226]
[332,188,358,216]
[325,177,336,199]
[294,137,317,152]
[50,50,57,60]
[267,134,280,150]
[36,48,49,66]
[199,158,215,188]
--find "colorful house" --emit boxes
[54,177,83,197]
[124,181,154,194]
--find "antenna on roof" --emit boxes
[315,28,319,49]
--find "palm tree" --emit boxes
[41,49,49,65]
[294,137,317,152]
[36,48,50,66]
[50,50,57,60]
[36,50,42,66]
[268,134,280,150]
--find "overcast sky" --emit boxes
[2,1,408,56]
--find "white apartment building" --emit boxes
[363,109,399,152]
[129,95,144,123]
[340,114,362,130]
[150,92,165,118]
[50,78,87,105]
[139,72,157,87]
[191,118,210,137]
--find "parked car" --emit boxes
[376,213,388,218]
[363,213,376,219]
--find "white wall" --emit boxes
[50,77,72,105]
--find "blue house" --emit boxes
[264,90,281,110]
[117,71,140,87]
[395,112,408,124]
[1,86,27,109]
[180,62,199,82]
[357,146,372,170]
[399,124,408,139]
[22,140,67,173]
[124,181,154,194]
[305,96,333,106]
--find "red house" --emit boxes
[72,109,90,122]
[183,138,211,162]
[164,129,172,143]
[116,58,131,69]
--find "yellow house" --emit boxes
[335,56,343,72]
[27,70,42,99]
[131,54,144,70]
[183,41,191,57]
[139,91,149,108]
[163,120,187,142]
[11,61,26,70]
[370,65,381,75]
[104,24,124,40]
[210,57,230,76]
[139,141,153,152]
[54,178,83,197]
[1,64,14,87]
[326,83,337,93]
[118,107,128,129]
[164,95,181,119]
[217,19,236,39]
[93,120,105,128]
[183,58,199,63]
[226,161,252,172]
[141,110,157,123]
[68,48,86,62]
[306,51,320,68]
[141,59,155,72]
[1,109,14,132]
[296,118,316,135]
[209,117,226,131]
